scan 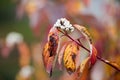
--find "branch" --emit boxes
[97,56,120,72]
[58,29,120,72]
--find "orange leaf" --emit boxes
[42,28,59,76]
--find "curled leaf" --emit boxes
[73,24,91,66]
[73,24,92,57]
[74,24,98,65]
[63,42,80,74]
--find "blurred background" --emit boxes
[0,0,120,80]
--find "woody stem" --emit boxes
[58,29,120,72]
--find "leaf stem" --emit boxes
[58,29,120,72]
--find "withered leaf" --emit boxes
[63,42,80,74]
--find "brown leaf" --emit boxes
[63,42,80,74]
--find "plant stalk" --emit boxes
[58,29,120,72]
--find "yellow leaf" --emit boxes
[63,42,80,74]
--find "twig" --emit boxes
[58,29,120,72]
[97,56,120,72]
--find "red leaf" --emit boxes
[90,45,97,65]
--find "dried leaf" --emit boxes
[90,45,97,65]
[63,42,80,74]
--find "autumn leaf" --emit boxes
[63,42,80,74]
[42,18,120,80]
[42,27,59,76]
[73,24,98,65]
